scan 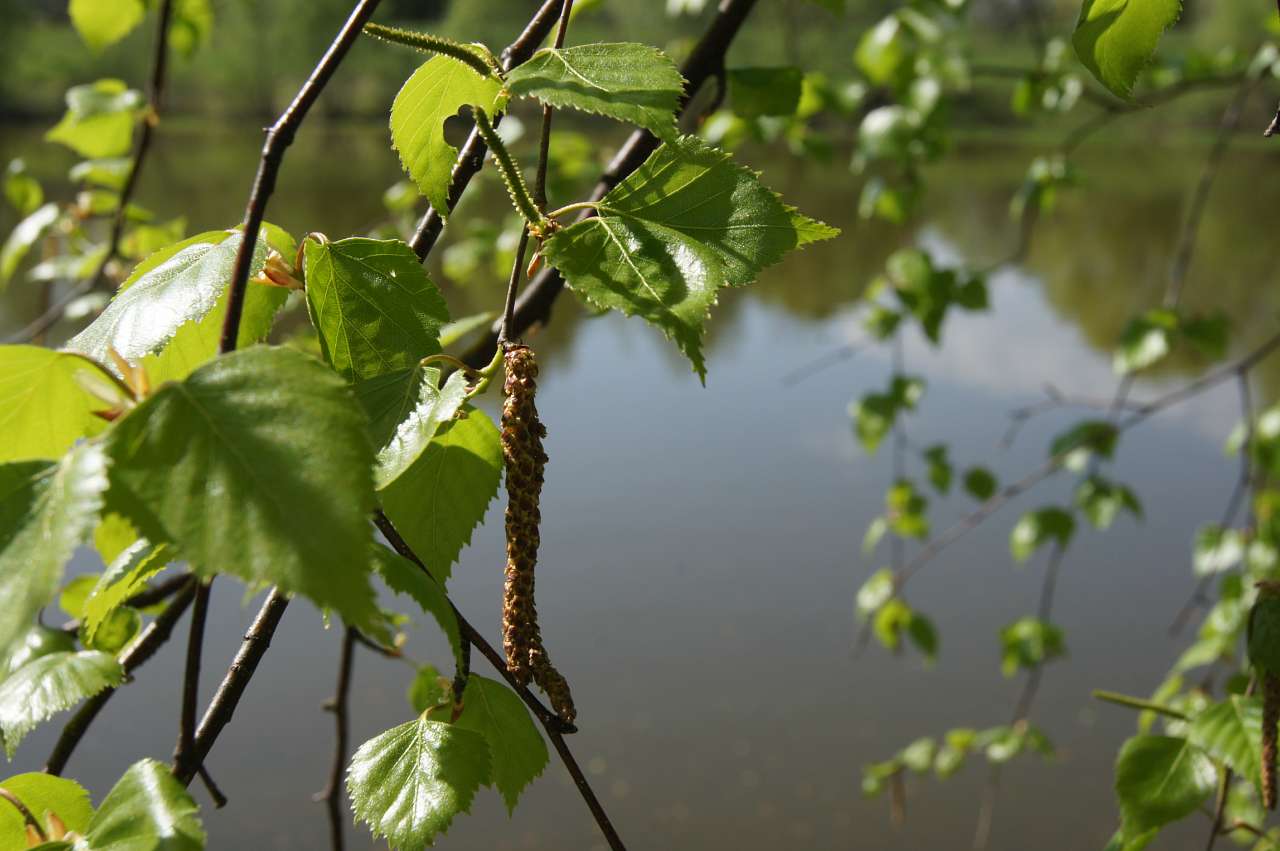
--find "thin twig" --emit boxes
[6,0,176,345]
[46,579,197,775]
[0,788,45,841]
[218,0,384,354]
[172,579,212,781]
[317,628,356,851]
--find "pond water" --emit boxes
[1,117,1279,850]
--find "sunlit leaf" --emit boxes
[1187,697,1262,796]
[1010,507,1074,562]
[69,0,146,51]
[3,160,43,217]
[83,540,173,643]
[380,408,502,583]
[1,203,60,288]
[0,443,108,675]
[0,651,124,757]
[999,617,1065,676]
[506,43,684,139]
[347,717,489,848]
[390,54,506,217]
[45,80,143,159]
[1073,0,1182,99]
[0,773,92,851]
[83,758,205,850]
[1113,735,1214,837]
[0,347,108,463]
[104,346,380,630]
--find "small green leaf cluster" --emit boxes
[863,723,1054,797]
[1113,307,1230,375]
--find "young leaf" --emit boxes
[1075,476,1142,530]
[856,568,895,618]
[963,467,998,501]
[407,665,450,714]
[505,43,684,140]
[0,443,108,675]
[371,546,462,665]
[391,54,506,218]
[453,675,549,813]
[83,759,205,850]
[1,203,60,288]
[1187,697,1262,796]
[68,230,268,367]
[999,617,1066,676]
[1193,525,1245,576]
[304,238,448,385]
[1009,507,1074,562]
[69,0,146,51]
[1049,420,1118,472]
[1073,0,1181,99]
[0,651,124,757]
[380,408,502,583]
[1113,735,1214,837]
[376,368,470,490]
[45,80,143,159]
[1114,309,1178,374]
[4,160,43,217]
[0,347,108,463]
[0,773,93,851]
[103,346,380,631]
[543,135,836,377]
[82,540,173,642]
[347,718,490,848]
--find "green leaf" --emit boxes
[850,394,896,454]
[439,313,495,349]
[83,606,141,655]
[68,230,268,367]
[543,136,834,377]
[83,758,204,850]
[1,203,60,288]
[4,161,43,218]
[886,479,929,539]
[0,773,92,851]
[923,444,952,494]
[1010,507,1074,562]
[169,0,214,57]
[3,627,76,679]
[407,665,451,715]
[0,651,124,757]
[999,617,1066,676]
[1103,826,1159,851]
[69,0,146,51]
[372,546,461,665]
[380,408,502,583]
[1248,594,1280,676]
[454,675,548,813]
[1050,420,1118,472]
[1193,524,1244,576]
[0,347,109,463]
[856,568,895,617]
[347,717,490,848]
[727,67,804,118]
[1073,0,1182,99]
[1113,735,1214,837]
[855,16,912,87]
[1187,697,1262,796]
[375,369,469,490]
[0,443,108,675]
[83,541,173,642]
[1075,476,1142,530]
[103,346,380,630]
[390,55,506,218]
[58,575,97,619]
[1114,308,1178,373]
[45,80,143,159]
[1181,313,1229,360]
[303,238,449,384]
[963,467,998,501]
[506,43,684,140]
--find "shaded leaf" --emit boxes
[963,467,997,501]
[1187,696,1262,796]
[727,66,804,118]
[0,651,124,758]
[454,675,548,813]
[372,546,462,665]
[1113,735,1214,836]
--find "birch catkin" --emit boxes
[501,344,575,724]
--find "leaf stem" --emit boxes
[1091,689,1189,720]
[361,24,499,79]
[0,787,46,842]
[547,201,600,219]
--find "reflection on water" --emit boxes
[0,122,1273,849]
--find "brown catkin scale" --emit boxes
[500,344,577,724]
[1266,672,1280,809]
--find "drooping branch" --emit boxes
[372,511,627,851]
[46,578,197,775]
[465,0,762,365]
[7,0,176,345]
[218,0,384,354]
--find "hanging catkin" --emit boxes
[501,344,576,724]
[1248,581,1280,809]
